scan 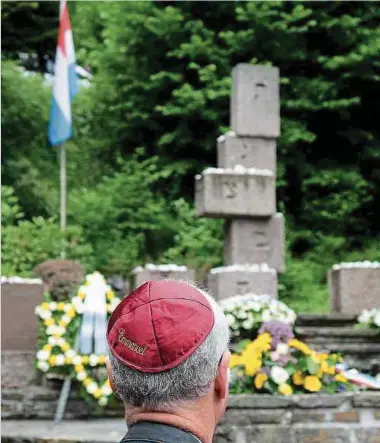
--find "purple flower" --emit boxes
[259,320,294,350]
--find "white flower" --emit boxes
[276,343,289,355]
[56,326,65,335]
[226,314,235,327]
[37,350,50,361]
[37,361,50,372]
[76,371,87,381]
[46,326,55,336]
[270,366,289,385]
[101,385,112,396]
[48,337,58,346]
[55,354,66,366]
[358,309,372,324]
[374,311,380,327]
[262,310,272,322]
[110,297,120,309]
[61,315,71,324]
[242,319,253,330]
[98,397,108,407]
[63,304,73,312]
[57,337,65,347]
[39,309,52,320]
[49,302,58,310]
[89,354,99,366]
[270,351,280,361]
[65,349,76,359]
[86,382,98,394]
[72,356,83,365]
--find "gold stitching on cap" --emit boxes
[118,329,148,355]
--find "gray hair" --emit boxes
[109,281,230,411]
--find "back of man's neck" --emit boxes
[126,408,213,443]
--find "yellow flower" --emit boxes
[61,342,70,352]
[244,357,262,376]
[59,320,68,327]
[289,339,312,355]
[83,378,92,387]
[278,384,293,395]
[106,290,115,301]
[318,353,329,362]
[98,355,106,364]
[316,370,323,378]
[335,373,347,383]
[49,355,57,366]
[105,379,111,388]
[66,308,76,318]
[78,290,86,300]
[41,302,50,310]
[230,354,243,368]
[304,375,322,392]
[57,302,65,311]
[44,318,55,327]
[53,332,63,338]
[43,344,52,352]
[93,388,102,399]
[66,357,72,365]
[75,364,84,373]
[254,373,268,390]
[82,356,89,365]
[292,371,305,386]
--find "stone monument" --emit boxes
[328,261,380,314]
[195,64,285,300]
[132,264,196,289]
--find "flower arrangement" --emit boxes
[35,272,121,407]
[357,308,380,332]
[221,294,297,340]
[229,320,353,395]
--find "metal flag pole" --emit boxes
[60,143,67,259]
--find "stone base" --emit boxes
[195,170,276,218]
[207,266,277,300]
[328,264,380,314]
[132,265,196,290]
[224,213,285,272]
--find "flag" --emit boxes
[48,0,78,146]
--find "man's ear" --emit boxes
[215,351,231,400]
[106,356,121,401]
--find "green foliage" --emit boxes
[2,186,24,225]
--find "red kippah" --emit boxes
[107,280,215,373]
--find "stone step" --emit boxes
[296,314,358,328]
[296,327,380,343]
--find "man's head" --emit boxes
[106,279,230,426]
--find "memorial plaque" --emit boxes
[328,265,380,314]
[195,171,276,218]
[217,133,276,172]
[224,213,285,272]
[207,268,278,301]
[231,64,280,137]
[1,283,44,350]
[132,266,196,290]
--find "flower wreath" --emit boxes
[35,272,121,407]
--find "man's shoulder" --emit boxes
[120,421,201,443]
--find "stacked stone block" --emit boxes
[195,64,285,300]
[132,264,196,290]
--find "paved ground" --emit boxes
[2,420,127,442]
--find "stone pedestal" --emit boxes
[328,263,380,314]
[224,213,285,272]
[1,281,44,350]
[207,265,278,301]
[217,132,276,172]
[132,265,196,290]
[231,64,280,137]
[195,169,275,218]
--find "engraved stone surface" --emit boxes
[1,283,44,350]
[132,264,196,289]
[207,266,278,300]
[231,64,280,137]
[217,132,276,172]
[195,170,276,218]
[224,213,285,272]
[328,263,380,314]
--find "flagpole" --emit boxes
[60,143,67,259]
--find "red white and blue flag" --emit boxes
[48,0,78,146]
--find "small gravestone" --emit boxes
[132,264,196,290]
[328,262,380,314]
[207,265,278,301]
[1,277,44,350]
[33,259,84,301]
